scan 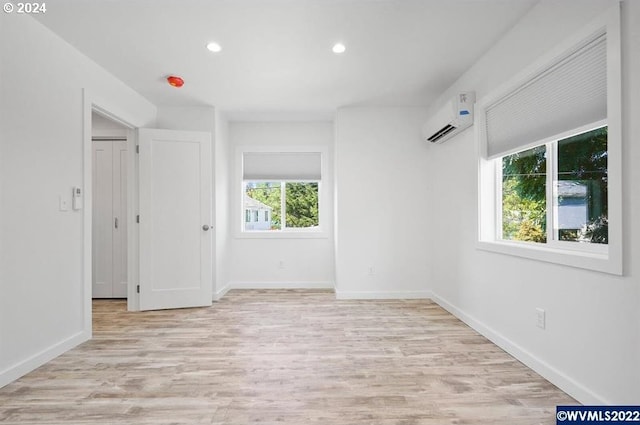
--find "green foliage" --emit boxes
[502,146,547,242]
[286,183,319,228]
[502,145,546,201]
[502,177,546,242]
[557,126,607,181]
[582,216,608,244]
[515,220,546,243]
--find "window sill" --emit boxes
[476,240,621,275]
[236,230,329,239]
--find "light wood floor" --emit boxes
[0,289,576,424]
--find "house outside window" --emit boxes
[244,194,273,231]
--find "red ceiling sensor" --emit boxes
[167,75,184,88]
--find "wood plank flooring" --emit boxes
[0,289,576,424]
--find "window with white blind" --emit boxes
[477,7,622,275]
[238,149,326,236]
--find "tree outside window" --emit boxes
[501,126,607,245]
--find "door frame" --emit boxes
[82,90,147,337]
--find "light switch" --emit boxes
[59,195,69,212]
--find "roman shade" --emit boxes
[242,151,322,181]
[485,32,607,159]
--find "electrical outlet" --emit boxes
[368,266,375,276]
[536,308,546,329]
[278,260,285,269]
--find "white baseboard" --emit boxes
[430,291,608,405]
[229,281,335,290]
[0,330,89,389]
[221,284,432,299]
[335,290,433,300]
[214,283,231,301]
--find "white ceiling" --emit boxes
[36,0,537,116]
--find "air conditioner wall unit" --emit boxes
[422,91,476,144]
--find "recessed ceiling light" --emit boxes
[332,43,346,54]
[206,42,222,53]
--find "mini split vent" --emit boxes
[422,92,476,144]
[427,124,457,142]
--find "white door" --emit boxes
[92,140,128,298]
[138,129,213,311]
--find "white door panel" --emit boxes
[92,140,128,298]
[138,129,212,311]
[92,141,113,298]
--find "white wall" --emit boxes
[0,14,156,387]
[335,107,431,299]
[426,0,639,404]
[92,112,128,142]
[92,112,128,133]
[227,121,335,288]
[156,106,215,134]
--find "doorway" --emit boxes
[92,112,129,298]
[83,94,214,323]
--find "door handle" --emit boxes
[202,224,210,231]
[114,217,118,229]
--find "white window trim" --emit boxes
[477,5,622,275]
[235,145,329,239]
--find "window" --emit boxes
[244,181,319,231]
[239,148,326,236]
[478,8,621,275]
[500,125,607,247]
